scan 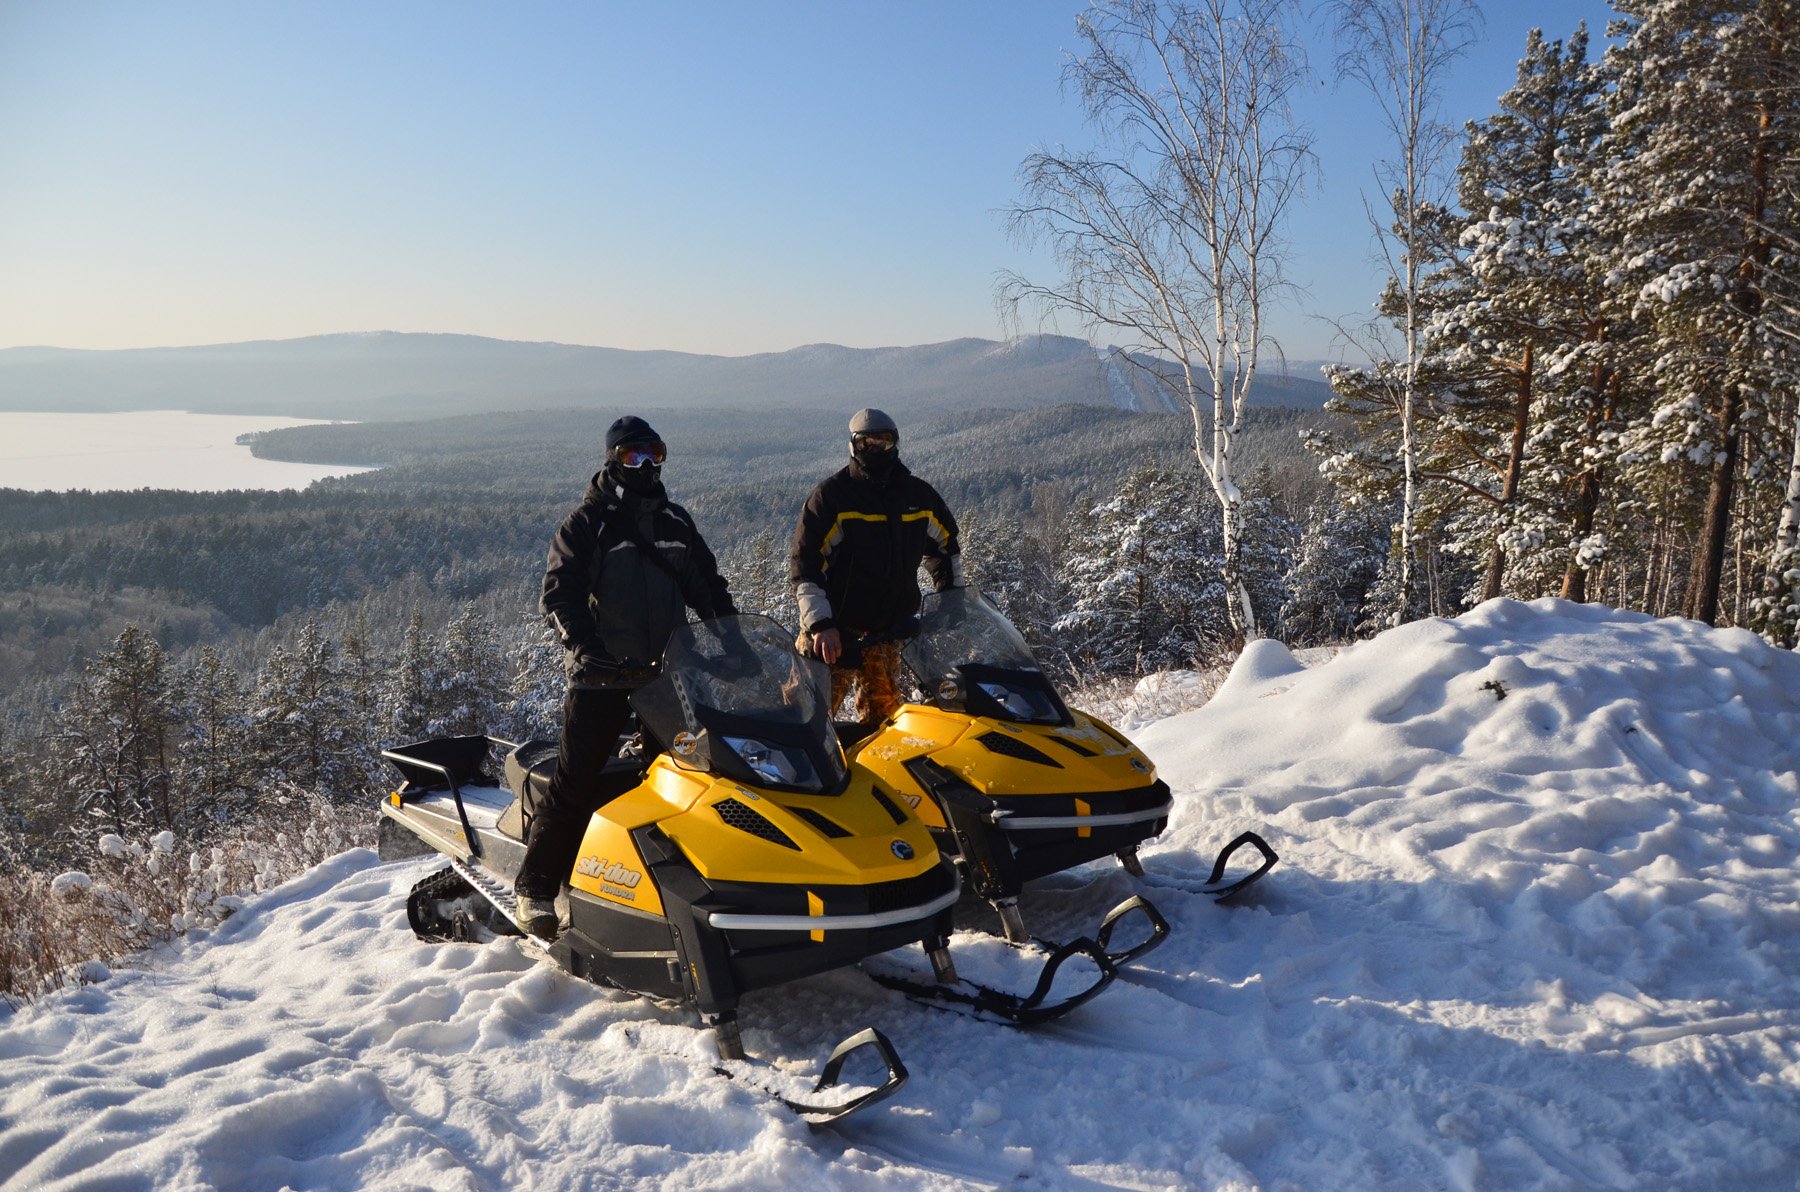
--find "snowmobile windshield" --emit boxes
[631,615,849,794]
[904,588,1070,726]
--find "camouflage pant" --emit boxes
[830,639,905,724]
[797,632,907,724]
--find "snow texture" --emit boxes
[2,598,1797,1189]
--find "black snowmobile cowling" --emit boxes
[847,587,1277,941]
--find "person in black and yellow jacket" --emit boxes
[789,408,963,726]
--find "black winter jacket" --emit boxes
[789,457,962,635]
[542,472,735,682]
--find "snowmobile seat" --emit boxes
[498,740,645,841]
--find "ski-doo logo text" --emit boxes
[576,857,643,888]
[890,840,914,861]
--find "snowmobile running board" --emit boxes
[1200,831,1279,902]
[418,856,910,1127]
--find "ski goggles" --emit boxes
[852,430,898,453]
[613,440,667,468]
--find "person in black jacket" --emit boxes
[516,415,735,940]
[790,408,963,725]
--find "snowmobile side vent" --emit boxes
[1048,734,1096,758]
[714,798,800,850]
[791,807,851,839]
[976,732,1063,768]
[869,786,909,825]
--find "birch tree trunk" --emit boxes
[1003,0,1312,644]
[1332,0,1481,625]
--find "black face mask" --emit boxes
[608,460,662,496]
[854,447,898,481]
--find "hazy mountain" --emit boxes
[0,332,1331,420]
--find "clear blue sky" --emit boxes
[0,1,1616,362]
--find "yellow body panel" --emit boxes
[574,753,941,892]
[569,817,666,915]
[852,704,1158,821]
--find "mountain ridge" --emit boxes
[0,331,1332,421]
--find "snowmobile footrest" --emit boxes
[1202,831,1278,902]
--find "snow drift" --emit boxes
[2,598,1796,1189]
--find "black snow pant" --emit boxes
[515,686,636,900]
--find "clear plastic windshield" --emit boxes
[902,588,1067,725]
[903,587,1041,678]
[631,615,846,791]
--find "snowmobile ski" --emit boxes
[1198,831,1279,903]
[861,930,1117,1027]
[409,857,908,1126]
[1088,893,1171,966]
[861,892,1169,1025]
[713,1027,909,1126]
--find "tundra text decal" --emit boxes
[576,856,644,900]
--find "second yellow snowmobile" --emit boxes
[847,587,1277,942]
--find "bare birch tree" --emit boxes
[1001,0,1311,642]
[1330,0,1480,624]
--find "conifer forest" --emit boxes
[2,0,1797,998]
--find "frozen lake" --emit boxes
[0,410,375,492]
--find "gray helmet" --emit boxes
[848,408,898,435]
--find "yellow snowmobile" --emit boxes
[847,587,1276,942]
[376,614,1137,1124]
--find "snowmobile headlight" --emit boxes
[977,681,1058,721]
[723,736,807,786]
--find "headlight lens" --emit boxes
[977,681,1059,721]
[724,736,810,786]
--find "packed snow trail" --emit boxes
[2,598,1797,1189]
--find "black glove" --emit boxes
[573,644,622,684]
[713,651,755,679]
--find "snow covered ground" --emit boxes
[3,598,1797,1190]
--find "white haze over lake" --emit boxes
[0,411,374,492]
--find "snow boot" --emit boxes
[515,893,559,940]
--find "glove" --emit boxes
[573,644,622,685]
[712,628,755,677]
